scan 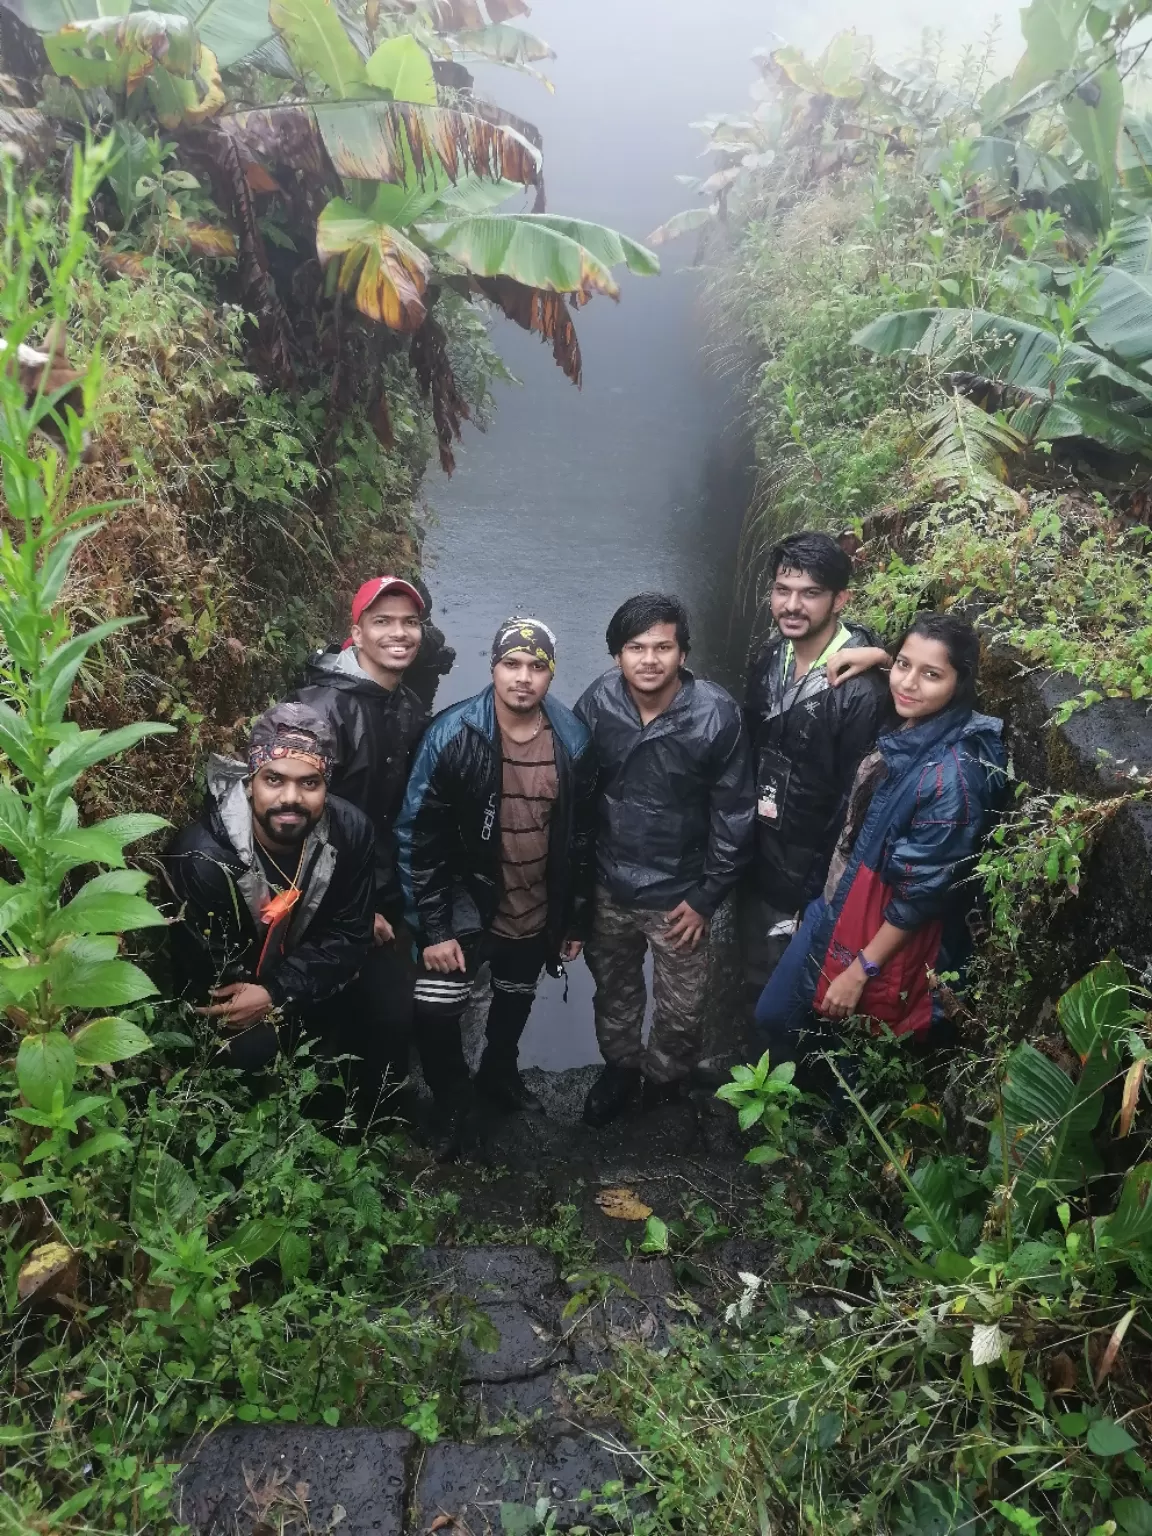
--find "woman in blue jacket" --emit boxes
[755,612,1006,1061]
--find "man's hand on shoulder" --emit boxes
[423,938,466,973]
[827,646,890,687]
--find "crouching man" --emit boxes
[162,703,376,1116]
[395,618,596,1158]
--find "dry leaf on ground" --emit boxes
[595,1187,653,1221]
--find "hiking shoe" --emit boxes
[429,1097,473,1163]
[475,1063,543,1115]
[582,1063,642,1127]
[641,1076,687,1112]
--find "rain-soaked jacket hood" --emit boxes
[161,754,374,1009]
[288,646,427,915]
[574,667,754,917]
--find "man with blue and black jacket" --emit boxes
[395,617,597,1157]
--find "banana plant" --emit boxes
[996,954,1137,1231]
[853,304,1152,455]
[227,0,658,381]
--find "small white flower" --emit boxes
[724,1271,764,1326]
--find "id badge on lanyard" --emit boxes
[756,748,792,828]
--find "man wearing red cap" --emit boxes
[289,575,430,1116]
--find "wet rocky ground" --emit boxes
[177,1073,771,1535]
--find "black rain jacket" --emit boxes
[161,756,375,1010]
[394,686,597,965]
[405,619,456,713]
[574,667,754,918]
[743,621,889,913]
[289,646,428,916]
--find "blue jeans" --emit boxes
[754,896,826,1046]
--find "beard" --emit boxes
[253,803,318,848]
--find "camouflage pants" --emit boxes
[584,886,711,1084]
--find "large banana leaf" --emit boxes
[449,21,554,87]
[1000,954,1135,1229]
[1111,214,1152,275]
[770,31,869,100]
[313,99,541,188]
[647,205,714,247]
[1009,0,1091,102]
[160,0,277,68]
[1095,1163,1152,1250]
[450,20,553,64]
[509,215,659,276]
[5,0,128,29]
[422,175,523,216]
[1058,952,1134,1061]
[364,34,437,104]
[1000,1042,1104,1226]
[45,10,197,91]
[853,307,1152,405]
[417,213,620,297]
[316,193,431,329]
[1083,267,1152,362]
[269,0,367,97]
[1064,60,1124,199]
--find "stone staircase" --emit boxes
[177,1075,769,1535]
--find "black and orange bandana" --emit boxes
[247,701,336,781]
[491,617,557,675]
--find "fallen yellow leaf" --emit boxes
[595,1187,653,1221]
[18,1241,77,1304]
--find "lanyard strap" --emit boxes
[781,622,852,682]
[767,623,853,724]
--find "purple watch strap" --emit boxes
[858,952,882,979]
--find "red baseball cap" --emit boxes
[350,576,425,626]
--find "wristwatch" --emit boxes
[857,952,882,980]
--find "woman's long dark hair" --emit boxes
[839,613,982,849]
[893,611,981,712]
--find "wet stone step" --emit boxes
[460,1298,570,1383]
[463,1369,571,1434]
[176,1425,413,1536]
[411,1434,639,1534]
[417,1245,561,1310]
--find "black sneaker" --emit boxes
[430,1098,472,1162]
[641,1077,687,1112]
[475,1064,543,1115]
[582,1063,642,1127]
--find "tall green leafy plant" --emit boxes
[0,144,171,1207]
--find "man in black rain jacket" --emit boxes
[575,593,755,1126]
[404,578,457,713]
[396,617,596,1156]
[162,703,376,1113]
[742,531,889,1009]
[289,575,429,1103]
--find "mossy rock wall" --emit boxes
[981,640,1152,979]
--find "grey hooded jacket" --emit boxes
[161,755,375,1009]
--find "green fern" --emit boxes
[915,390,1026,506]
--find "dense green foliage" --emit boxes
[592,6,1152,1533]
[605,960,1152,1535]
[664,5,1152,715]
[0,149,475,1532]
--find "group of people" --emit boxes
[161,530,1007,1155]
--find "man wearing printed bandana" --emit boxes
[395,617,597,1159]
[162,702,377,1114]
